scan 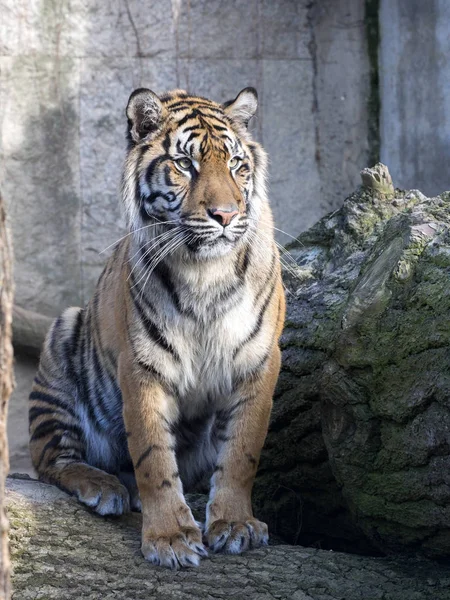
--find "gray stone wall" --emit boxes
[379,0,450,196]
[0,0,370,315]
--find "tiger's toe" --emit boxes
[206,518,268,554]
[142,526,207,569]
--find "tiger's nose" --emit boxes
[207,205,239,227]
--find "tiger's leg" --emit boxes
[205,346,281,554]
[118,471,141,512]
[118,352,207,568]
[29,379,130,516]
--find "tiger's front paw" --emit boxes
[142,526,208,569]
[205,518,269,554]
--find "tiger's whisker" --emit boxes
[99,220,179,254]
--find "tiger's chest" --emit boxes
[175,294,257,415]
[133,288,264,419]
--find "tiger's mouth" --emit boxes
[183,222,248,257]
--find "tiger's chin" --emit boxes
[186,235,244,260]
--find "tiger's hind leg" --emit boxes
[29,382,130,516]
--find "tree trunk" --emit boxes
[255,164,450,558]
[0,194,13,600]
[6,475,450,600]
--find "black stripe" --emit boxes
[145,155,166,190]
[29,391,77,418]
[233,276,277,359]
[136,360,167,384]
[184,131,201,146]
[162,132,171,154]
[205,283,242,317]
[36,433,63,470]
[31,418,83,442]
[90,345,112,421]
[64,310,83,379]
[166,200,182,212]
[29,406,62,425]
[234,350,271,387]
[47,448,84,467]
[176,109,201,127]
[132,293,180,360]
[177,106,227,127]
[78,335,102,431]
[212,124,228,132]
[215,397,251,428]
[136,445,153,469]
[179,125,202,133]
[235,245,251,281]
[134,145,147,208]
[168,99,219,110]
[164,165,174,187]
[172,104,225,118]
[199,133,208,154]
[145,191,174,205]
[255,249,277,302]
[151,261,183,313]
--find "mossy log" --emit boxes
[254,164,450,557]
[6,476,450,600]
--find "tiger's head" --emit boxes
[122,87,267,260]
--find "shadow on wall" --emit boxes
[1,57,84,317]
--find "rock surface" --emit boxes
[6,476,450,600]
[255,164,450,557]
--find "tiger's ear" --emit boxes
[223,87,258,127]
[126,88,166,143]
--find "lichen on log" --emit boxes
[6,476,450,600]
[254,164,450,557]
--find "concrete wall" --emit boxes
[380,0,450,195]
[0,0,370,316]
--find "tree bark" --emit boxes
[0,194,13,600]
[6,475,450,600]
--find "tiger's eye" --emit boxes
[229,157,241,169]
[176,157,192,170]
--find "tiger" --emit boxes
[29,86,285,569]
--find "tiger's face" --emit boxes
[123,87,267,259]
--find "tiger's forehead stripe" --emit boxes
[150,102,244,162]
